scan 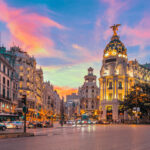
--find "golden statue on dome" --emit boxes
[110,24,121,36]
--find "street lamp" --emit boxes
[136,87,140,124]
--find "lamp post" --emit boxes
[136,87,140,124]
[22,95,27,133]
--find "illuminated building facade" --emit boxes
[43,82,61,118]
[99,24,150,121]
[0,46,61,121]
[0,53,18,115]
[66,93,80,118]
[79,67,100,115]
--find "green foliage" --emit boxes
[123,83,150,118]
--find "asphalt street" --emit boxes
[0,125,150,150]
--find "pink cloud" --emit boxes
[72,44,100,63]
[0,0,65,57]
[102,0,128,25]
[121,17,150,48]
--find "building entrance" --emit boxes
[106,106,112,121]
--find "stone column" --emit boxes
[102,105,106,120]
[113,77,115,99]
[113,104,118,121]
[103,80,104,100]
[105,78,106,100]
[116,78,118,99]
[125,77,128,96]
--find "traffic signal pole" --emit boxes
[22,95,27,133]
[24,111,26,133]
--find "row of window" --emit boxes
[0,61,10,77]
[108,81,122,89]
[108,93,122,101]
[80,105,95,109]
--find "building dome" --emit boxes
[104,24,127,58]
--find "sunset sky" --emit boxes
[0,0,150,97]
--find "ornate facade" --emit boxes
[79,67,100,116]
[0,46,61,121]
[99,24,150,121]
[0,53,18,116]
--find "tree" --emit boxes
[123,83,150,121]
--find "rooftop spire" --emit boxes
[110,24,121,36]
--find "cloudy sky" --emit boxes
[0,0,150,97]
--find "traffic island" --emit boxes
[0,132,34,139]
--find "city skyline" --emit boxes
[0,0,150,97]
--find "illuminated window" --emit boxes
[20,66,23,71]
[108,82,112,89]
[107,106,112,111]
[20,82,22,88]
[118,82,122,89]
[118,94,122,101]
[108,93,113,101]
[112,50,117,55]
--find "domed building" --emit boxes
[99,24,150,121]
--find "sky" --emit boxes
[0,0,150,97]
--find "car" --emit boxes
[36,122,43,128]
[77,120,82,124]
[87,120,92,124]
[0,123,7,131]
[81,120,87,124]
[4,122,16,129]
[12,121,23,129]
[43,122,51,128]
[66,120,75,125]
[28,122,36,128]
[92,120,97,124]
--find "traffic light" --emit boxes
[23,106,28,113]
[22,95,26,105]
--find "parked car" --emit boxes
[0,123,7,131]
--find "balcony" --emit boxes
[0,94,11,101]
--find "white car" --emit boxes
[4,122,17,129]
[67,120,75,125]
[12,121,23,129]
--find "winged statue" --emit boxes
[110,24,121,36]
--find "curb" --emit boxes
[0,132,34,139]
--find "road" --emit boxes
[0,125,150,150]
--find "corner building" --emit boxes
[99,25,150,121]
[79,67,100,116]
